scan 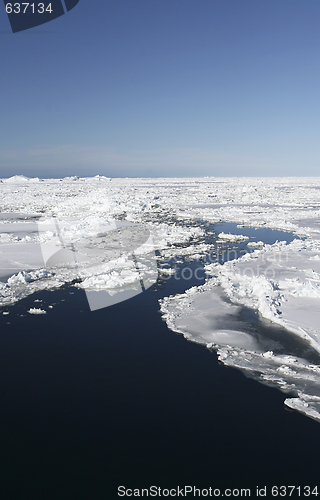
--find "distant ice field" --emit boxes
[1,174,320,421]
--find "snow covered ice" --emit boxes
[28,307,46,315]
[217,232,249,242]
[2,175,320,421]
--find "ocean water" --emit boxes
[0,224,319,499]
[214,221,298,245]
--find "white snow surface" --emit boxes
[2,175,320,421]
[204,238,320,353]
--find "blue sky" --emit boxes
[0,0,319,178]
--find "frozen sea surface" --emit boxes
[2,175,320,422]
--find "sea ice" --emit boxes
[28,307,46,315]
[2,175,320,421]
[218,232,249,242]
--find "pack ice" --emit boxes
[2,175,320,422]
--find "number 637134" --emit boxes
[5,3,53,14]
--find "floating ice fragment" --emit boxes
[28,308,46,315]
[247,241,264,248]
[218,232,249,242]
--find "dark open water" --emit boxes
[0,225,319,499]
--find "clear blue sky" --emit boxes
[1,0,319,178]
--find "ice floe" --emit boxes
[247,241,264,248]
[160,282,320,423]
[28,307,46,315]
[218,232,249,242]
